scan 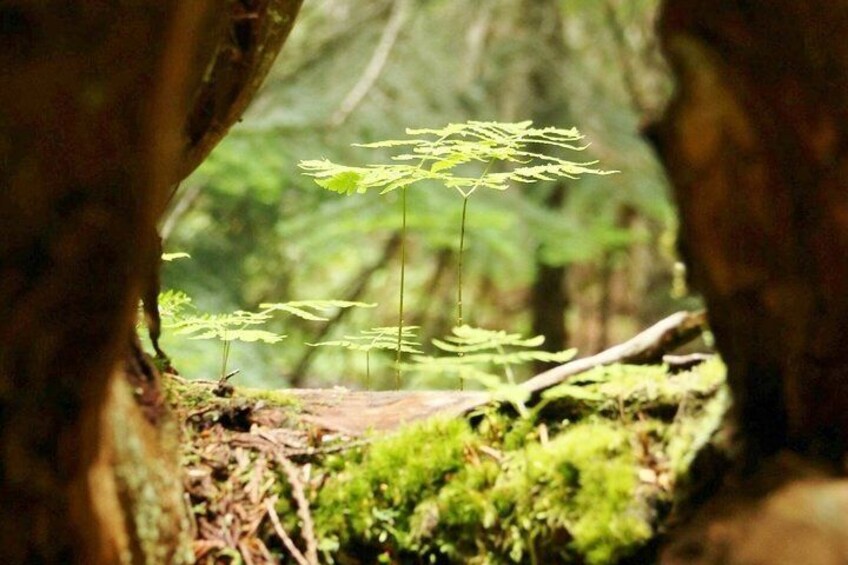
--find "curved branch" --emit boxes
[327,0,410,128]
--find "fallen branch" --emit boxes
[273,453,319,565]
[521,310,707,399]
[265,497,310,565]
[327,0,409,128]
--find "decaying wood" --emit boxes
[276,310,706,435]
[523,310,707,398]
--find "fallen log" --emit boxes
[170,311,722,564]
[176,310,709,435]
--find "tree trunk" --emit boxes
[0,5,208,561]
[0,2,302,562]
[650,0,848,462]
[651,3,848,560]
[530,183,570,370]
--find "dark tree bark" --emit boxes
[530,183,569,370]
[650,0,848,462]
[0,1,302,563]
[651,3,848,561]
[0,5,212,562]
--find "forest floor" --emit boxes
[169,312,727,564]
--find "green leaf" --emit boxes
[219,329,286,344]
[318,170,364,195]
[161,252,191,262]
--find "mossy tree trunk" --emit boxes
[650,2,848,462]
[0,1,301,563]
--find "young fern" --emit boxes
[308,326,422,389]
[163,296,374,380]
[299,120,615,370]
[407,325,576,409]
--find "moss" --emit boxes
[314,418,477,552]
[178,360,728,563]
[238,386,300,408]
[164,377,218,408]
[165,377,300,415]
[540,359,725,421]
[110,378,194,565]
[309,417,657,563]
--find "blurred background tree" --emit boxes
[160,0,700,388]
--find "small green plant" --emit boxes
[308,326,422,389]
[300,120,614,382]
[407,325,576,411]
[161,252,191,262]
[163,295,374,380]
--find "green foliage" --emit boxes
[161,292,374,378]
[300,120,614,199]
[167,299,374,343]
[300,120,614,379]
[407,326,576,408]
[168,1,683,386]
[309,326,422,388]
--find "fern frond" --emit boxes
[299,120,616,198]
[308,326,423,354]
[406,325,576,396]
[432,325,548,353]
[259,300,375,321]
[161,252,191,262]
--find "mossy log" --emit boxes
[171,355,727,564]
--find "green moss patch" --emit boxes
[175,359,728,563]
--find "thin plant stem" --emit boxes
[497,344,516,384]
[220,331,231,380]
[457,196,469,327]
[395,188,407,389]
[366,351,371,390]
[454,158,495,327]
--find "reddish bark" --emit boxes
[0,1,302,562]
[650,1,848,461]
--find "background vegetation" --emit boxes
[159,0,699,388]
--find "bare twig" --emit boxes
[265,497,310,565]
[160,181,204,241]
[274,453,319,565]
[603,0,649,114]
[328,0,410,128]
[522,310,708,399]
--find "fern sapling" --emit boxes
[163,295,373,382]
[299,120,614,379]
[308,326,422,389]
[408,325,576,410]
